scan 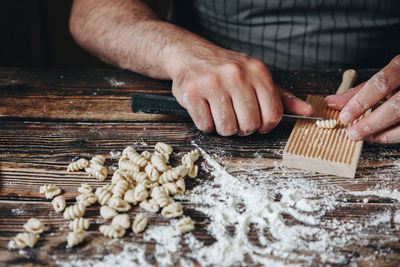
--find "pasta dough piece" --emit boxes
[145,181,159,190]
[129,153,148,168]
[107,197,131,212]
[140,151,152,160]
[85,164,108,180]
[76,192,98,207]
[101,184,115,192]
[155,151,169,164]
[175,216,195,234]
[67,158,89,172]
[111,169,132,185]
[64,203,86,220]
[144,164,160,182]
[186,161,199,178]
[95,186,113,205]
[159,166,188,184]
[99,224,126,238]
[316,119,338,129]
[23,218,44,235]
[150,153,169,172]
[77,183,93,194]
[100,206,118,220]
[111,214,130,230]
[69,217,90,232]
[182,149,200,178]
[85,155,108,180]
[123,189,138,204]
[132,213,148,234]
[14,232,37,248]
[112,179,129,199]
[182,149,200,163]
[67,230,86,248]
[122,146,137,158]
[161,202,183,218]
[139,199,160,213]
[118,156,140,174]
[90,155,106,166]
[162,182,178,196]
[151,186,170,208]
[132,171,149,184]
[133,184,148,202]
[52,195,66,212]
[175,178,186,195]
[40,184,61,199]
[122,146,148,167]
[155,142,173,155]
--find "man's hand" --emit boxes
[70,0,313,136]
[171,47,314,136]
[326,56,400,144]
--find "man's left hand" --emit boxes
[325,55,400,144]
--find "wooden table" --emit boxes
[1,67,400,266]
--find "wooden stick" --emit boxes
[336,69,357,94]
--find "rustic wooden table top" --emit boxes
[1,67,400,266]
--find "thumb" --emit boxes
[325,82,365,110]
[278,86,314,116]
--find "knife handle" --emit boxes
[131,93,189,117]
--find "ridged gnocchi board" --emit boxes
[283,69,369,178]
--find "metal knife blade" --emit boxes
[131,93,323,120]
[283,114,323,120]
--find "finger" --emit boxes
[172,83,215,133]
[278,86,314,116]
[366,124,400,144]
[185,98,215,133]
[253,78,283,134]
[325,82,365,110]
[232,91,261,136]
[208,93,238,136]
[339,56,400,124]
[347,90,400,141]
[225,69,261,136]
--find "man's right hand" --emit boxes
[70,0,313,136]
[170,47,314,136]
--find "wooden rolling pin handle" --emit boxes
[336,69,357,94]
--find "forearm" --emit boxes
[70,0,313,136]
[69,0,218,80]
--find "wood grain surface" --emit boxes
[1,67,400,266]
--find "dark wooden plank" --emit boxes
[2,201,400,266]
[0,67,185,122]
[0,67,377,121]
[2,68,400,266]
[0,120,399,199]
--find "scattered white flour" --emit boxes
[366,210,392,227]
[394,211,400,225]
[104,77,126,87]
[8,240,16,249]
[109,150,121,158]
[11,208,24,215]
[144,226,182,266]
[55,143,400,266]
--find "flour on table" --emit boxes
[394,211,400,225]
[11,208,24,215]
[104,77,126,87]
[58,143,400,266]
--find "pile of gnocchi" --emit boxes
[12,143,199,249]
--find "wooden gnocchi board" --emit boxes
[283,70,367,178]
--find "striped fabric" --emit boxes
[172,0,400,70]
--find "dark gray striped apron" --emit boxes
[172,0,400,70]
